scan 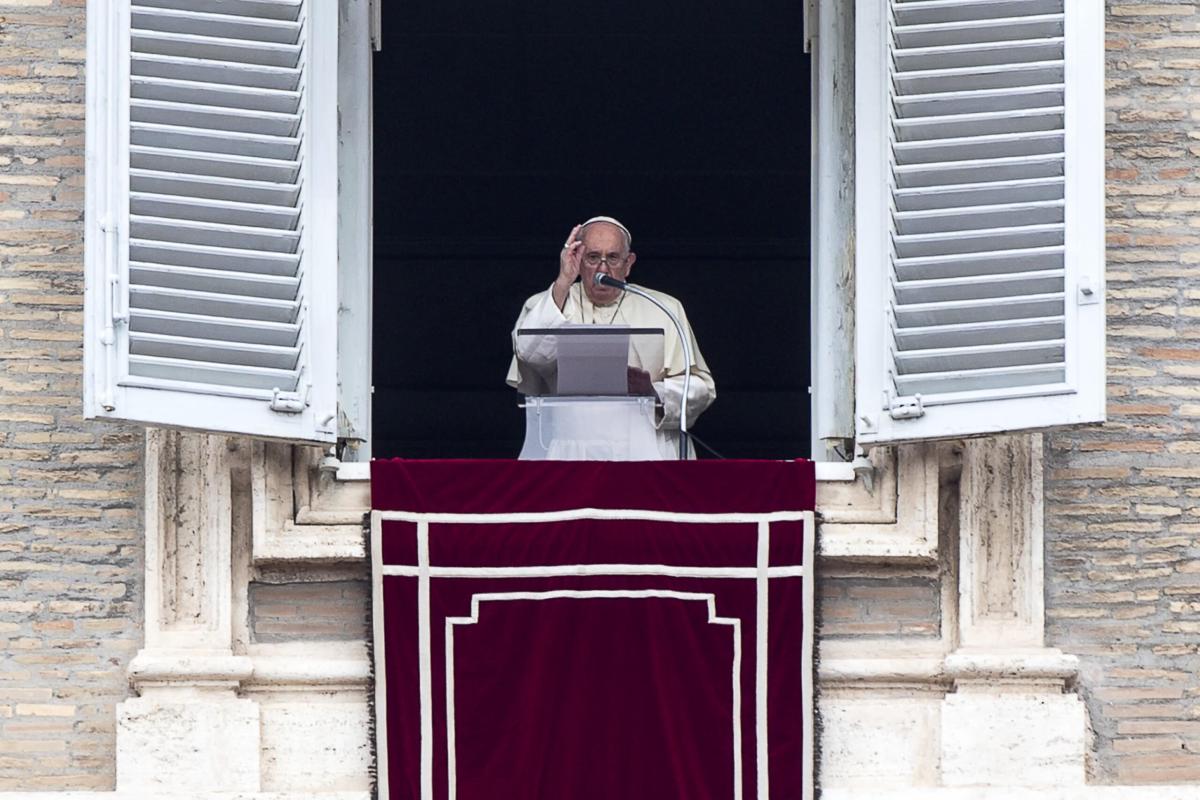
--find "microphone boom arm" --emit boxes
[595,274,693,460]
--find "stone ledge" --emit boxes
[823,789,1200,800]
[128,652,255,689]
[246,656,370,689]
[820,655,950,687]
[820,648,1080,689]
[944,647,1080,685]
[285,445,941,565]
[0,794,369,800]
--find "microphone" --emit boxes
[589,272,693,460]
[593,273,627,290]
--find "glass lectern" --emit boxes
[513,325,666,460]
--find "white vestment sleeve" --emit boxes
[506,283,580,390]
[647,297,716,431]
[653,371,716,431]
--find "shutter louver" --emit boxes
[128,0,304,394]
[85,0,338,442]
[891,0,1067,400]
[855,0,1104,443]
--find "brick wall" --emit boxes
[1044,0,1200,784]
[0,2,143,790]
[818,574,941,639]
[1,0,1198,791]
[249,581,369,644]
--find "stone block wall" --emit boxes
[3,0,1200,792]
[818,573,941,639]
[249,580,369,644]
[1044,0,1200,784]
[0,1,143,791]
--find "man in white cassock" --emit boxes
[506,217,716,459]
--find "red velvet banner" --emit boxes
[371,460,815,800]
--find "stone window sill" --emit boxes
[251,447,940,565]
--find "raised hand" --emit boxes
[552,224,583,310]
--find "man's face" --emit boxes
[579,222,635,306]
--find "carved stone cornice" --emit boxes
[819,444,940,562]
[251,442,366,563]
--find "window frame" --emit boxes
[809,0,858,462]
[337,0,375,460]
[82,0,1103,458]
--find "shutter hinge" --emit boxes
[270,387,307,414]
[887,392,925,421]
[108,273,128,326]
[99,215,121,412]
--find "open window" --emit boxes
[83,0,1105,456]
[369,0,813,459]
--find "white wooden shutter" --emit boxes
[854,0,1104,445]
[85,0,338,443]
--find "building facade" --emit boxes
[1,0,1198,798]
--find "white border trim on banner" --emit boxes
[383,564,806,579]
[371,510,390,800]
[370,507,816,800]
[802,510,815,796]
[756,520,771,800]
[444,590,743,800]
[375,508,811,524]
[417,521,433,800]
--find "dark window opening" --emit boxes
[372,0,811,458]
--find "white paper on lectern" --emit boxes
[555,330,629,395]
[514,325,664,396]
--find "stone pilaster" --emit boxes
[115,429,259,793]
[940,434,1085,787]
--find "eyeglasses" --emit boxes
[583,252,628,269]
